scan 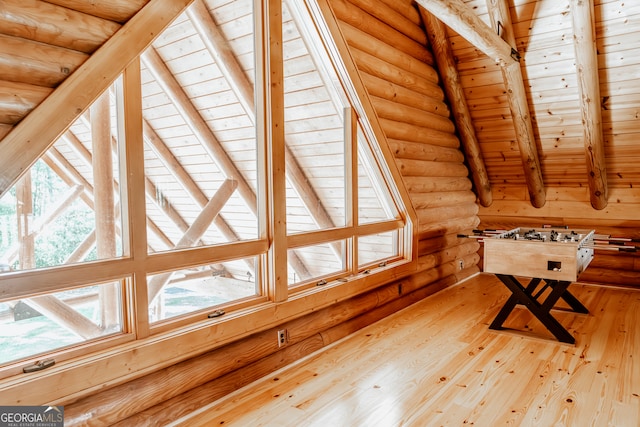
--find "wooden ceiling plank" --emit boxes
[485,0,546,208]
[0,0,196,199]
[187,0,254,119]
[570,0,608,209]
[420,8,492,207]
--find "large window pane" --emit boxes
[283,1,347,234]
[148,258,259,323]
[141,0,259,254]
[288,240,346,286]
[358,130,400,225]
[0,88,123,273]
[358,232,399,268]
[0,280,124,365]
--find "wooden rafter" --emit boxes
[419,8,492,207]
[141,48,257,211]
[142,123,249,272]
[414,0,515,67]
[485,0,545,207]
[570,0,608,209]
[416,0,546,208]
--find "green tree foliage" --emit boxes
[0,160,97,269]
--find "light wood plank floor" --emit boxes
[169,273,640,426]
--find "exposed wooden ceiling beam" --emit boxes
[570,0,608,210]
[0,0,195,199]
[143,121,254,272]
[413,0,515,67]
[143,122,245,244]
[485,0,546,208]
[419,0,545,207]
[419,8,492,207]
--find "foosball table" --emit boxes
[462,226,637,344]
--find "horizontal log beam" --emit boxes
[346,0,427,45]
[411,191,478,210]
[360,72,445,104]
[351,47,439,90]
[0,34,88,87]
[0,0,120,53]
[403,176,473,194]
[396,159,469,177]
[43,0,148,23]
[339,22,433,80]
[387,139,464,163]
[370,96,455,134]
[0,81,52,125]
[379,118,460,148]
[416,203,479,225]
[332,0,433,64]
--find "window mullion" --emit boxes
[264,0,288,302]
[117,58,150,337]
[345,107,358,274]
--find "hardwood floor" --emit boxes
[168,273,640,426]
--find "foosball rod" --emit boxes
[583,244,637,252]
[593,235,640,247]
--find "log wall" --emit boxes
[61,0,481,423]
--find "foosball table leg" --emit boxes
[489,274,583,344]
